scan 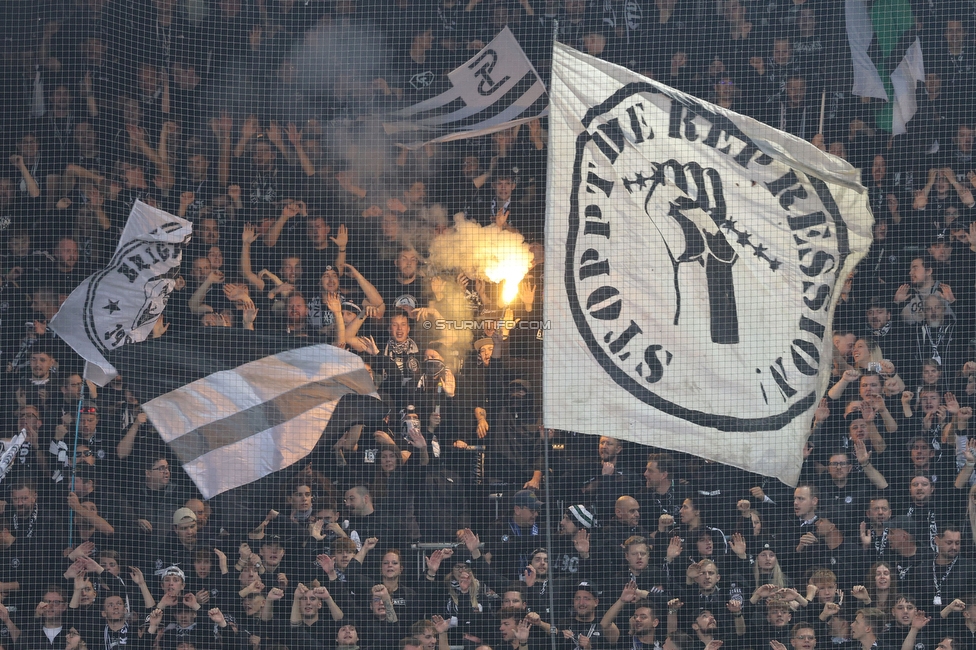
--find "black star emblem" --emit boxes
[753,244,768,258]
[623,172,652,193]
[736,231,752,245]
[103,300,121,313]
[769,259,782,271]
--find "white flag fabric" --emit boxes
[544,44,875,486]
[141,344,376,500]
[49,201,192,386]
[383,27,548,147]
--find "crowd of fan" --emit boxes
[3,0,976,649]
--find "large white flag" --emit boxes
[49,201,192,386]
[544,44,875,486]
[383,27,548,147]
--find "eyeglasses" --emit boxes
[151,464,170,472]
[79,450,95,458]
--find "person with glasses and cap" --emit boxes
[483,489,545,582]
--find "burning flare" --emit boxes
[428,216,534,305]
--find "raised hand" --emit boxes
[574,529,590,555]
[666,536,683,561]
[523,564,537,587]
[911,610,931,629]
[241,115,259,140]
[893,284,911,303]
[128,566,146,585]
[427,548,447,575]
[431,615,451,635]
[621,580,640,603]
[286,122,302,146]
[316,553,336,575]
[242,223,259,245]
[267,587,284,601]
[209,608,228,627]
[457,528,481,555]
[330,224,349,250]
[859,522,872,547]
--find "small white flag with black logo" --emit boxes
[383,27,548,147]
[49,200,192,386]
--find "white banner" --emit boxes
[544,44,875,485]
[383,27,548,147]
[49,201,192,385]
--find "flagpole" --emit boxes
[819,89,826,137]
[545,22,558,648]
[66,385,85,548]
[542,425,557,650]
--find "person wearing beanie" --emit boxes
[547,504,595,613]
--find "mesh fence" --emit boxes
[0,0,971,649]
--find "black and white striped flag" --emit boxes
[383,27,548,147]
[110,331,385,499]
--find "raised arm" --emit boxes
[188,271,223,314]
[289,585,306,626]
[828,368,860,400]
[10,155,39,198]
[67,492,113,534]
[286,122,316,177]
[600,581,640,644]
[313,586,343,621]
[854,438,888,490]
[234,115,259,158]
[117,411,148,460]
[901,611,931,650]
[128,566,156,609]
[945,167,975,207]
[324,292,345,348]
[155,121,176,190]
[265,201,302,248]
[342,262,386,320]
[240,225,266,291]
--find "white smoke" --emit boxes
[294,21,389,104]
[427,215,535,305]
